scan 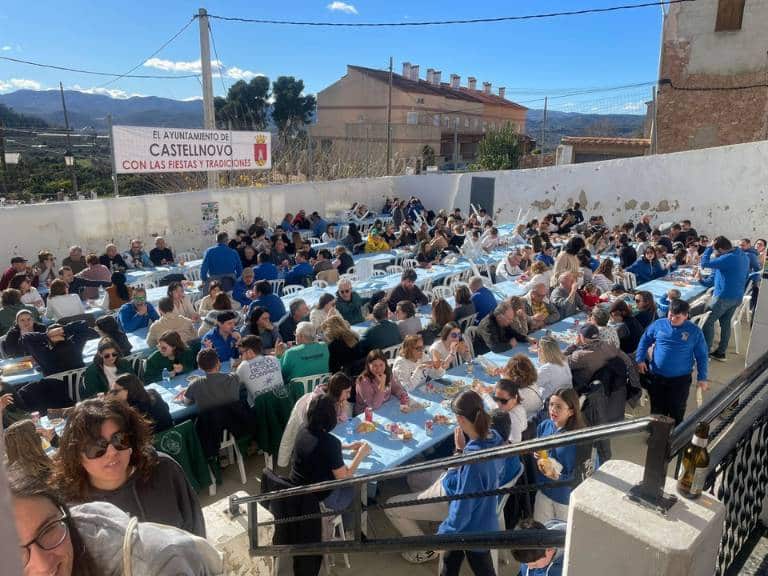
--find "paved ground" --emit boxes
[201,325,757,575]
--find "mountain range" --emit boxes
[0,89,646,147]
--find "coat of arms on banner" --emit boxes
[254,134,269,167]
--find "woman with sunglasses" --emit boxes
[9,464,223,575]
[534,388,587,523]
[490,378,528,444]
[52,397,206,537]
[80,337,136,400]
[429,322,471,368]
[392,334,444,391]
[109,373,172,433]
[144,330,197,384]
[633,290,658,330]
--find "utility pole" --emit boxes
[453,118,459,166]
[198,7,217,189]
[59,82,78,195]
[107,114,119,197]
[385,56,393,176]
[539,96,548,168]
[0,119,7,196]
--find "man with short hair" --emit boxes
[386,269,429,312]
[360,302,402,353]
[332,245,355,275]
[233,267,256,308]
[699,236,750,360]
[0,257,29,291]
[182,348,244,411]
[58,265,110,301]
[313,249,334,275]
[146,296,196,347]
[523,283,560,330]
[310,211,328,237]
[202,310,241,363]
[335,278,367,325]
[249,280,286,323]
[236,334,284,405]
[149,237,175,266]
[124,239,153,269]
[565,324,639,392]
[738,238,762,275]
[62,246,87,274]
[284,252,314,287]
[200,232,243,290]
[253,252,279,281]
[279,299,309,342]
[475,300,531,355]
[395,300,422,338]
[636,299,709,424]
[588,307,620,349]
[550,272,587,318]
[512,518,566,576]
[469,276,497,324]
[117,287,159,332]
[279,321,330,382]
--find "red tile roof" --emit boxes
[348,65,527,111]
[561,136,651,147]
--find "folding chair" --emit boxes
[290,373,332,395]
[381,344,403,361]
[268,279,285,296]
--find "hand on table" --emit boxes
[357,442,372,458]
[346,441,364,453]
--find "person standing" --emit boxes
[200,232,243,291]
[699,236,750,360]
[635,299,709,425]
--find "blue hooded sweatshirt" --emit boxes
[636,318,708,381]
[700,247,750,301]
[438,430,503,535]
[625,257,668,285]
[518,520,566,576]
[535,420,578,505]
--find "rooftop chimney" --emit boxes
[468,77,477,91]
[450,74,460,89]
[410,64,419,81]
[402,62,411,78]
[433,70,442,85]
[426,68,434,84]
[498,87,506,99]
[483,82,492,95]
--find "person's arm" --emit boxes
[355,377,378,409]
[200,249,210,282]
[118,305,143,332]
[333,442,371,478]
[635,323,656,369]
[693,328,709,382]
[414,286,429,305]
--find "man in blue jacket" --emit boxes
[636,299,709,424]
[200,232,242,291]
[117,288,159,332]
[248,281,286,323]
[284,252,314,287]
[699,236,750,360]
[253,252,278,281]
[469,276,498,324]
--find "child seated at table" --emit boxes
[180,349,244,411]
[579,282,601,309]
[657,288,681,317]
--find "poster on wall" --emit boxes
[112,125,271,174]
[201,201,220,238]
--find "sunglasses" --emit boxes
[133,297,146,303]
[492,396,511,405]
[101,352,118,359]
[339,289,351,294]
[449,332,461,339]
[82,431,131,459]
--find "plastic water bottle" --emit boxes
[161,368,171,385]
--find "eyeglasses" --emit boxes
[492,396,511,405]
[101,352,118,359]
[19,509,69,567]
[82,431,131,459]
[339,289,351,294]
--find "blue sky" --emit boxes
[0,0,664,113]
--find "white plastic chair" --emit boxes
[731,294,752,354]
[622,271,637,290]
[55,367,86,403]
[268,279,285,296]
[402,259,419,270]
[692,310,712,329]
[184,267,201,282]
[431,285,454,300]
[176,250,198,262]
[457,313,477,333]
[282,285,304,297]
[371,270,387,278]
[322,506,351,575]
[386,265,404,275]
[290,373,331,395]
[339,273,358,283]
[464,326,479,359]
[381,344,403,361]
[312,279,329,288]
[308,237,322,246]
[221,429,247,486]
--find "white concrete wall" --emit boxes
[1,139,767,262]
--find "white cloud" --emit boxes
[181,96,203,101]
[144,57,222,73]
[69,84,145,99]
[226,67,263,81]
[327,1,357,14]
[1,45,11,51]
[0,78,42,92]
[622,101,645,112]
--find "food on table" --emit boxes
[356,421,376,434]
[673,281,689,287]
[0,360,34,375]
[471,379,493,395]
[399,429,413,440]
[433,414,453,425]
[442,385,459,397]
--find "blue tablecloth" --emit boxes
[125,260,203,286]
[144,281,202,308]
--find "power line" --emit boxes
[660,78,768,91]
[207,0,694,27]
[98,15,199,88]
[0,55,200,79]
[207,21,230,98]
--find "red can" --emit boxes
[364,407,373,422]
[425,419,434,435]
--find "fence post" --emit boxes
[628,415,677,512]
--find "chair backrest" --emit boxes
[176,251,199,262]
[133,273,158,289]
[125,354,145,379]
[622,271,637,290]
[290,372,332,395]
[283,285,304,297]
[386,265,404,275]
[268,279,285,296]
[317,269,340,285]
[184,268,201,282]
[381,344,403,360]
[457,313,477,333]
[371,270,387,278]
[431,285,454,300]
[402,259,419,270]
[308,237,322,246]
[692,310,712,329]
[464,326,479,359]
[312,279,329,288]
[339,273,358,283]
[51,367,86,403]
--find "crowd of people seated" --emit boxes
[1,194,763,576]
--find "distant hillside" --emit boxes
[0,90,204,131]
[526,109,645,151]
[0,102,49,128]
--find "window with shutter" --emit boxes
[715,0,746,31]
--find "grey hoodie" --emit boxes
[71,501,223,575]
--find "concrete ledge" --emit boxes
[566,460,724,576]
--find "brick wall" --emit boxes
[519,153,555,169]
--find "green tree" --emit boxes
[271,76,316,138]
[214,76,271,130]
[422,145,436,168]
[473,122,521,171]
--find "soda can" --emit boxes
[425,419,434,435]
[31,411,40,425]
[364,407,373,422]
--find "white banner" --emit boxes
[112,125,271,174]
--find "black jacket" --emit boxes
[3,321,46,357]
[21,321,97,375]
[475,314,528,355]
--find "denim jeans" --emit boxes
[702,296,741,354]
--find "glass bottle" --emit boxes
[677,421,710,499]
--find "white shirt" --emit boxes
[592,273,614,294]
[496,260,522,281]
[481,236,500,251]
[103,364,120,387]
[21,287,45,311]
[392,355,443,391]
[236,355,284,406]
[536,362,573,402]
[461,238,483,259]
[519,386,543,418]
[45,294,86,321]
[518,271,553,294]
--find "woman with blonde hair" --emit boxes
[535,336,573,402]
[592,258,615,294]
[517,260,552,292]
[3,419,53,481]
[323,314,366,376]
[392,334,444,391]
[499,354,542,418]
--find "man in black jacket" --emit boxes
[475,301,531,355]
[21,320,97,376]
[386,269,429,312]
[59,266,111,301]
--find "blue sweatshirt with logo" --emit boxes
[518,520,566,576]
[201,243,243,282]
[636,318,708,381]
[439,430,503,535]
[625,257,668,285]
[700,247,750,301]
[535,420,578,505]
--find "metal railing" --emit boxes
[228,416,675,557]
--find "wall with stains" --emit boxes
[1,139,766,263]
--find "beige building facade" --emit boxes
[311,63,527,171]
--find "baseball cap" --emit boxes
[10,256,27,264]
[579,324,600,340]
